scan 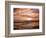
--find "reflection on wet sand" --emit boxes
[13,8,39,30]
